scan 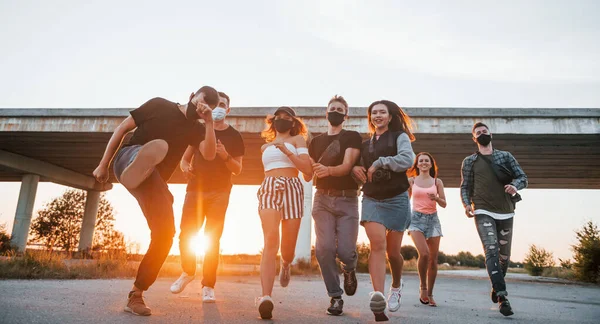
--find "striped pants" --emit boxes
[257,176,304,220]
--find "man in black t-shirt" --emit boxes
[169,92,245,303]
[307,95,362,316]
[93,86,219,316]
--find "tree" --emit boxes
[572,221,600,283]
[524,244,555,276]
[400,245,418,261]
[29,189,125,253]
[0,223,14,254]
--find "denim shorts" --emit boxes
[408,211,443,239]
[360,191,411,232]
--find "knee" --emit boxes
[316,243,336,262]
[263,231,280,252]
[419,250,430,262]
[387,251,403,264]
[369,238,387,253]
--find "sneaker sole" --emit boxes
[500,305,514,316]
[170,277,195,294]
[370,294,387,313]
[120,139,168,189]
[259,300,274,319]
[124,306,151,316]
[326,310,343,316]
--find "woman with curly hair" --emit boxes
[255,106,312,319]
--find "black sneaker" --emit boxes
[327,297,344,316]
[498,296,514,316]
[343,270,357,296]
[491,289,498,303]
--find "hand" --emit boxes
[272,140,292,156]
[352,166,367,184]
[93,165,109,183]
[196,102,213,122]
[504,184,517,195]
[427,193,438,201]
[216,140,228,160]
[182,164,195,180]
[367,165,377,183]
[312,162,330,178]
[465,205,474,218]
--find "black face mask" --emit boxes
[274,119,294,133]
[476,134,492,146]
[186,99,200,120]
[327,111,346,126]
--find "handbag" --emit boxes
[479,154,522,207]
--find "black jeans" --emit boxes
[179,190,231,288]
[114,146,176,291]
[474,214,514,295]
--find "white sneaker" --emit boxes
[255,295,274,319]
[369,291,387,313]
[170,273,195,294]
[202,286,216,303]
[387,279,404,312]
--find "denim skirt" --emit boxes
[360,191,411,232]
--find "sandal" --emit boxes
[428,295,437,307]
[419,287,429,305]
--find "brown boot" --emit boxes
[124,291,152,316]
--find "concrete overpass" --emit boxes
[1,107,599,257]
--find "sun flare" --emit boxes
[191,233,209,256]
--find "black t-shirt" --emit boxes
[124,97,205,181]
[308,130,362,190]
[187,125,245,192]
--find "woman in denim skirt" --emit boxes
[351,100,416,321]
[408,152,447,307]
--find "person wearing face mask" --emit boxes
[307,95,362,316]
[92,86,219,316]
[255,106,312,320]
[170,92,245,303]
[460,122,528,317]
[407,152,447,307]
[351,100,416,322]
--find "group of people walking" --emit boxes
[92,86,528,321]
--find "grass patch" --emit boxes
[541,267,576,280]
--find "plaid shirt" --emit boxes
[460,149,528,207]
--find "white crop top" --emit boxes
[262,142,308,171]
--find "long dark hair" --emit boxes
[367,100,415,141]
[408,152,438,178]
[260,107,308,143]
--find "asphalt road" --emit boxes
[0,272,599,324]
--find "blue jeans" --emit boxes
[114,145,175,291]
[179,190,231,288]
[312,191,359,297]
[474,214,514,296]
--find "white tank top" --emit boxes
[262,142,307,171]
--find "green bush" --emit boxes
[524,244,555,276]
[572,221,600,283]
[0,224,14,254]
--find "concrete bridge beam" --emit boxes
[10,174,39,252]
[78,190,101,252]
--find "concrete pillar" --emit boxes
[294,178,313,263]
[78,190,100,252]
[10,174,40,252]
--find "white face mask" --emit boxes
[212,107,227,121]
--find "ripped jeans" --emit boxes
[474,214,514,295]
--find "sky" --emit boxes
[1,0,599,262]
